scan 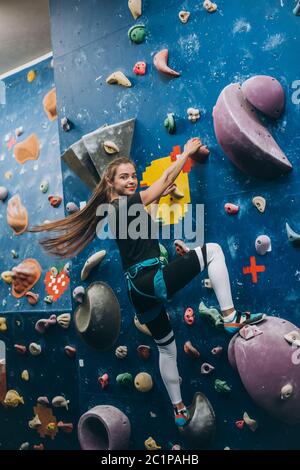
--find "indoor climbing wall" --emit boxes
[49,0,300,449]
[0,58,78,450]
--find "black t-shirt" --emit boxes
[108,192,160,270]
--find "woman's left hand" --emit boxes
[161,183,177,197]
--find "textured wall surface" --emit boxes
[0,58,78,450]
[47,0,300,449]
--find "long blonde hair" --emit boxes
[28,157,136,258]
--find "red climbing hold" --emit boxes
[235,420,245,430]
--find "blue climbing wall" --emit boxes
[0,58,78,450]
[49,0,300,449]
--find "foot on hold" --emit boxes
[223,310,266,335]
[198,302,223,329]
[174,240,190,256]
[174,406,190,427]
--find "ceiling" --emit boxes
[0,0,52,76]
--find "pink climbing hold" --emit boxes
[98,373,109,389]
[241,75,285,119]
[224,203,239,215]
[14,344,27,354]
[153,49,180,77]
[200,363,215,375]
[64,346,76,357]
[35,314,57,334]
[184,307,195,326]
[133,61,147,75]
[235,420,245,430]
[211,346,223,356]
[48,195,62,208]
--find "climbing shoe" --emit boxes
[223,311,266,335]
[174,407,190,427]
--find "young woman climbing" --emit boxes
[29,137,264,427]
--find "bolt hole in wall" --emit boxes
[4,0,295,450]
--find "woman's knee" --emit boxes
[206,242,224,262]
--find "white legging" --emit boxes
[155,242,234,405]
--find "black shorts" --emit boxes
[128,249,202,326]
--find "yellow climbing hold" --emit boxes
[27,70,37,82]
[106,71,132,87]
[1,270,13,284]
[144,436,162,450]
[4,171,13,180]
[21,370,29,381]
[134,372,153,392]
[4,390,24,407]
[0,317,7,332]
[46,422,57,432]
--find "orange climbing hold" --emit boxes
[14,133,40,164]
[43,88,57,121]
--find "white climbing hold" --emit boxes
[252,196,266,213]
[255,235,271,255]
[179,11,190,23]
[284,330,300,347]
[106,71,132,87]
[203,0,218,13]
[286,222,300,243]
[57,313,71,329]
[81,250,106,281]
[243,412,258,432]
[103,140,120,155]
[280,383,293,400]
[187,107,200,122]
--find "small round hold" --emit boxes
[255,235,271,256]
[4,171,13,180]
[128,24,146,44]
[39,180,49,193]
[164,113,176,134]
[66,202,79,213]
[27,70,37,82]
[203,0,218,13]
[252,196,266,213]
[187,107,200,122]
[179,10,190,23]
[44,295,53,304]
[211,346,223,356]
[235,420,245,430]
[98,373,109,389]
[48,195,62,208]
[103,140,120,155]
[133,61,147,75]
[21,370,29,381]
[280,383,293,400]
[184,307,195,326]
[137,344,151,360]
[29,342,42,356]
[19,442,30,450]
[11,249,18,259]
[61,117,71,132]
[50,266,58,277]
[134,372,153,392]
[224,203,239,215]
[0,186,8,201]
[15,127,24,137]
[73,286,85,303]
[200,362,215,375]
[115,345,128,359]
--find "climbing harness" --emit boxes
[125,257,168,303]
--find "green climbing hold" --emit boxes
[159,243,169,265]
[198,302,223,329]
[164,113,175,134]
[116,372,133,387]
[128,24,146,44]
[40,180,49,193]
[214,379,231,394]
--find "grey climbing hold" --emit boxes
[82,118,135,179]
[78,405,131,450]
[0,186,8,201]
[294,1,300,15]
[178,392,216,448]
[66,202,79,214]
[201,363,215,375]
[74,282,121,351]
[252,196,266,213]
[286,222,300,243]
[81,250,106,281]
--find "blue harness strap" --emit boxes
[125,257,168,303]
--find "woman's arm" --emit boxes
[140,138,202,206]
